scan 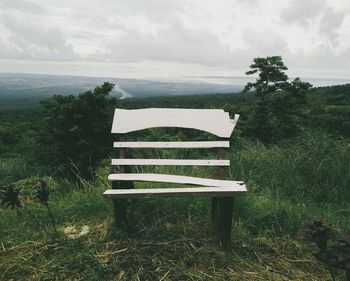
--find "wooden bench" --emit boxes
[103,108,247,244]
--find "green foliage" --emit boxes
[37,83,118,181]
[307,104,350,136]
[309,83,350,105]
[0,122,37,156]
[244,56,312,142]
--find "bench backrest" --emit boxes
[112,108,239,137]
[111,108,239,182]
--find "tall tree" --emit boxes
[243,56,289,98]
[37,82,117,181]
[243,56,312,142]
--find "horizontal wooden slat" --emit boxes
[113,141,230,148]
[112,159,230,166]
[108,173,245,189]
[111,108,239,137]
[103,186,247,198]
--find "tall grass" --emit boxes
[0,157,40,187]
[230,130,350,204]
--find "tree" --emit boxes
[37,82,118,181]
[243,56,289,98]
[243,56,312,142]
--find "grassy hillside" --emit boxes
[1,130,349,280]
[1,85,350,280]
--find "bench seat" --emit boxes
[108,173,247,189]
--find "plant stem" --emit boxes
[45,203,58,235]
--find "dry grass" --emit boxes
[0,218,331,281]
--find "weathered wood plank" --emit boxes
[108,173,247,190]
[103,186,247,198]
[111,159,230,166]
[113,141,230,148]
[111,108,239,137]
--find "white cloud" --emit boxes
[280,0,347,46]
[289,44,350,68]
[281,0,327,25]
[91,22,235,66]
[319,8,345,43]
[0,14,79,60]
[0,0,44,14]
[0,0,349,79]
[242,29,288,55]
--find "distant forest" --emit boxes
[0,82,349,175]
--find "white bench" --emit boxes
[103,108,247,244]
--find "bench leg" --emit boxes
[218,197,234,247]
[211,197,219,221]
[112,180,134,227]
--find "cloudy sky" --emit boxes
[0,0,349,80]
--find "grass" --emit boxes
[231,130,350,204]
[0,185,333,280]
[0,156,50,187]
[1,130,349,280]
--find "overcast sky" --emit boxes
[0,0,349,80]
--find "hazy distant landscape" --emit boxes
[1,72,350,103]
[0,73,242,100]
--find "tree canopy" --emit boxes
[37,82,118,181]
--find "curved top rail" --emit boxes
[111,108,239,138]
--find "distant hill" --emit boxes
[0,73,242,99]
[309,83,350,105]
[309,83,350,95]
